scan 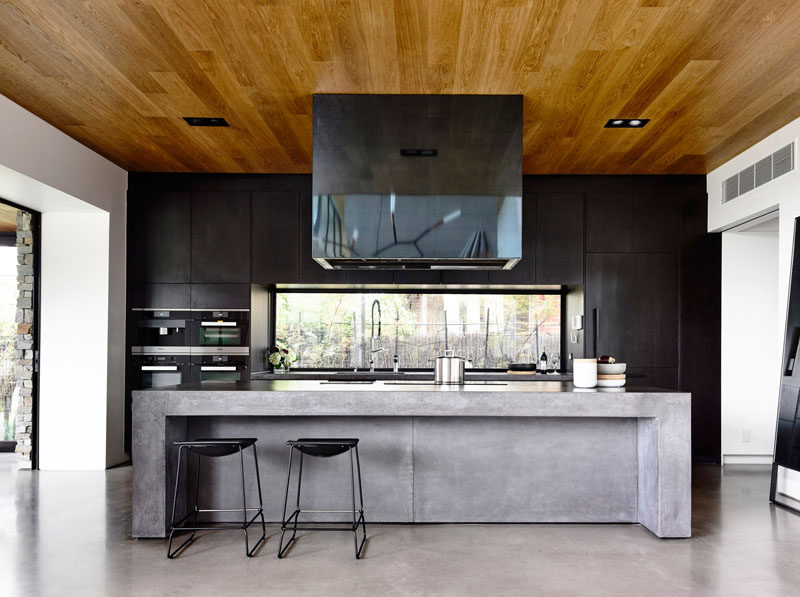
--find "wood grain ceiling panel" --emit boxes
[1,0,799,174]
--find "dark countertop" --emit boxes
[250,370,573,382]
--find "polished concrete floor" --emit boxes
[1,454,799,597]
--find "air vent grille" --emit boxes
[739,165,755,194]
[755,156,772,187]
[722,142,795,203]
[774,143,794,177]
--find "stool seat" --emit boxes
[288,438,359,458]
[175,438,257,457]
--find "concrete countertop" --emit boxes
[135,380,686,419]
[142,378,674,394]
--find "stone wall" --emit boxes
[15,209,33,467]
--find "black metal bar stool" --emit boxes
[278,438,366,559]
[167,438,266,559]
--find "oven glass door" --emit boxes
[199,365,242,382]
[199,323,243,346]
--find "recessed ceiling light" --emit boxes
[183,117,230,127]
[605,118,650,128]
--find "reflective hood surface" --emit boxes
[312,94,522,270]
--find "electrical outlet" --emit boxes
[741,428,751,443]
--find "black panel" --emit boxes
[678,190,721,463]
[779,385,800,421]
[633,193,680,253]
[127,190,191,283]
[585,253,678,368]
[191,284,250,309]
[393,270,442,285]
[128,284,191,309]
[775,420,795,466]
[346,270,395,285]
[441,270,488,285]
[586,193,633,253]
[191,191,251,283]
[313,94,522,197]
[627,367,679,390]
[536,192,583,285]
[252,191,301,284]
[488,192,536,285]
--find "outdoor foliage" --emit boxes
[275,292,561,369]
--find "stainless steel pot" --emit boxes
[434,350,465,384]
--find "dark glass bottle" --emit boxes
[539,351,548,373]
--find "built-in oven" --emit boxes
[134,354,192,388]
[131,309,191,351]
[191,353,249,383]
[190,310,249,348]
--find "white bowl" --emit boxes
[597,378,626,387]
[597,362,626,375]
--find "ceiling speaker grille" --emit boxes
[722,142,795,203]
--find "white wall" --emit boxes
[721,227,779,464]
[708,117,800,500]
[0,94,127,469]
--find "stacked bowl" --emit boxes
[597,362,626,387]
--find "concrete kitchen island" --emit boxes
[132,381,691,539]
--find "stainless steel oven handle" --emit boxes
[141,366,179,371]
[201,321,237,327]
[200,366,237,371]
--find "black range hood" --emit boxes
[311,94,523,270]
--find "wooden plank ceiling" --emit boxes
[1,0,799,174]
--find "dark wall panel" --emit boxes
[586,193,633,253]
[252,191,301,284]
[536,192,583,285]
[191,191,251,283]
[127,190,191,283]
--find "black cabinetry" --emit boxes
[536,192,583,285]
[587,192,679,254]
[191,191,251,283]
[586,193,633,253]
[252,191,302,284]
[128,284,190,309]
[191,284,250,310]
[127,190,191,283]
[585,252,678,368]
